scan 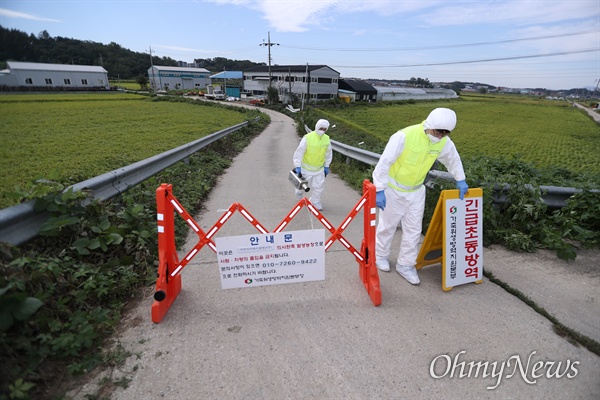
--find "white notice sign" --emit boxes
[443,197,484,289]
[215,229,326,289]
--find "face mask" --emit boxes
[427,133,441,143]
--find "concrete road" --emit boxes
[574,102,600,123]
[68,106,599,400]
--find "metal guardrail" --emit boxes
[0,119,589,246]
[305,124,587,209]
[0,119,257,246]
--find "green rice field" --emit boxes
[0,92,256,208]
[317,94,600,174]
[109,80,144,91]
[1,92,598,209]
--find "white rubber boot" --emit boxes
[396,264,420,284]
[376,258,390,272]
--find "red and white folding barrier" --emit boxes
[152,180,381,323]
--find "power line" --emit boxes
[331,48,599,68]
[280,29,598,52]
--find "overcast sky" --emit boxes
[1,0,598,90]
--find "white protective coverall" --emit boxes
[292,119,333,210]
[373,108,466,283]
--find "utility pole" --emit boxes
[301,63,308,111]
[288,67,292,104]
[259,32,279,88]
[149,45,155,93]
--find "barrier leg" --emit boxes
[152,184,182,323]
[361,180,381,306]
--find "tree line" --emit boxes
[0,26,265,80]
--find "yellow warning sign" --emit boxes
[416,188,484,291]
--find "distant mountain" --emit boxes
[0,26,177,79]
[0,26,264,79]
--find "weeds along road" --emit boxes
[68,104,599,400]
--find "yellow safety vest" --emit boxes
[388,122,447,192]
[302,131,330,171]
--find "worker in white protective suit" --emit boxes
[292,119,333,211]
[373,108,469,284]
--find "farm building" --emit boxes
[0,61,109,91]
[210,71,243,98]
[374,86,458,101]
[339,79,377,102]
[243,65,340,103]
[148,65,211,92]
[338,89,357,103]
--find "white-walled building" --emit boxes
[0,61,109,90]
[148,66,211,91]
[243,65,340,103]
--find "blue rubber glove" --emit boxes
[456,180,469,200]
[324,167,329,177]
[295,167,301,176]
[376,190,386,210]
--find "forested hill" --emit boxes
[0,26,265,80]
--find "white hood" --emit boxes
[423,108,457,132]
[315,119,330,135]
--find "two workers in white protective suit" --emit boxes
[293,119,332,211]
[373,108,469,285]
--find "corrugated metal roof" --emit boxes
[210,71,243,79]
[8,61,107,73]
[152,65,211,73]
[244,64,339,74]
[339,79,377,93]
[374,86,427,94]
